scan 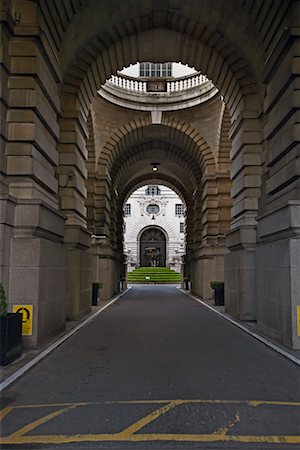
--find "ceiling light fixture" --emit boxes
[151,162,159,172]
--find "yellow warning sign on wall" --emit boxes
[13,305,33,336]
[297,306,300,337]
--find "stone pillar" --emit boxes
[256,203,300,348]
[225,111,262,320]
[9,202,66,347]
[0,9,12,293]
[64,226,92,320]
[58,99,93,320]
[0,194,16,297]
[0,1,68,346]
[255,18,300,348]
[191,246,227,300]
[225,227,257,320]
[90,237,120,301]
[190,172,230,300]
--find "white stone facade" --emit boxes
[124,186,186,272]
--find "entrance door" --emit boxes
[140,228,166,267]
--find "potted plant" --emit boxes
[0,283,22,366]
[210,281,224,306]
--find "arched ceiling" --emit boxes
[50,0,286,121]
[96,121,216,201]
[98,122,216,177]
[114,146,199,198]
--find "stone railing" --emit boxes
[108,72,208,93]
[167,73,208,92]
[110,75,147,92]
[100,71,218,111]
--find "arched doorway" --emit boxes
[140,228,167,267]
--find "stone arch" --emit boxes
[59,2,265,110]
[96,120,223,248]
[99,119,216,176]
[1,0,297,348]
[58,4,264,242]
[117,175,193,256]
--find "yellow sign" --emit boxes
[298,306,300,337]
[13,305,33,336]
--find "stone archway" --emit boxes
[2,0,299,349]
[139,228,167,268]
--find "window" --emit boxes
[139,62,172,78]
[146,204,160,215]
[145,186,161,196]
[124,204,131,216]
[175,204,184,216]
[180,222,184,233]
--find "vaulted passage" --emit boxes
[0,0,299,353]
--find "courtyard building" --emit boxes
[124,185,186,272]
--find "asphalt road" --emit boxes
[0,285,299,449]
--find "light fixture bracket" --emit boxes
[151,162,159,172]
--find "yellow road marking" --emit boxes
[0,433,300,445]
[8,404,82,438]
[11,401,88,409]
[213,412,240,436]
[7,398,300,408]
[0,406,13,421]
[1,399,299,446]
[119,400,184,437]
[247,400,300,407]
[6,399,300,409]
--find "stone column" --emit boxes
[225,111,262,320]
[59,96,93,320]
[191,174,230,300]
[1,1,67,346]
[90,236,120,301]
[256,18,300,348]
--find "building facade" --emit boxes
[124,186,185,272]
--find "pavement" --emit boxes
[0,285,299,449]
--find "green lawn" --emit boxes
[127,267,181,283]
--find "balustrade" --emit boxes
[108,72,208,93]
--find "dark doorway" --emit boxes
[140,228,166,267]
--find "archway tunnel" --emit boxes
[1,0,299,350]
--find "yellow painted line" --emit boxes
[12,402,88,409]
[9,398,300,409]
[247,400,300,407]
[8,404,80,438]
[119,400,184,437]
[0,433,300,445]
[0,406,14,421]
[212,412,240,436]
